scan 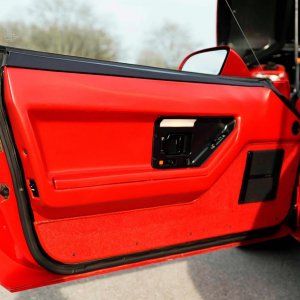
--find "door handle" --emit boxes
[152,117,235,169]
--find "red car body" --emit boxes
[0,0,300,292]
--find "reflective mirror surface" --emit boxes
[181,49,228,75]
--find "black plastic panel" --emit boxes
[152,117,235,169]
[239,150,284,203]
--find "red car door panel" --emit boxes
[0,48,299,291]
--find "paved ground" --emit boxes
[1,237,300,300]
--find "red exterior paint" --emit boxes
[250,65,291,100]
[1,65,299,291]
[220,48,251,77]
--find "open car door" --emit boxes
[0,46,299,292]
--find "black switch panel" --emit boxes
[239,150,284,204]
[161,134,192,155]
[152,117,235,169]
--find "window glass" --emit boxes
[0,0,217,69]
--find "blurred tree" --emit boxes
[0,0,118,60]
[137,22,196,69]
[137,49,167,68]
[0,22,29,47]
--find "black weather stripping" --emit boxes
[0,46,268,87]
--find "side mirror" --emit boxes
[179,46,250,78]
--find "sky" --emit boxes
[0,0,217,62]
